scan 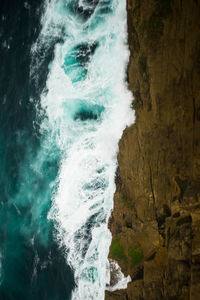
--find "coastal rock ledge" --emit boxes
[106,0,200,299]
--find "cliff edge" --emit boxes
[106,0,200,299]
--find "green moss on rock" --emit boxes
[128,247,144,267]
[110,236,127,263]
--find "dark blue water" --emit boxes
[0,0,132,299]
[0,1,75,299]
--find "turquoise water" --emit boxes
[0,0,132,299]
[0,1,74,299]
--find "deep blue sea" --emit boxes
[0,1,133,299]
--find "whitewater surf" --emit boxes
[31,0,133,299]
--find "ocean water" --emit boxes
[0,0,133,299]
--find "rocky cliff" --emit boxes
[105,0,200,299]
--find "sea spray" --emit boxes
[31,0,133,299]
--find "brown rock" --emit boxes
[106,0,200,299]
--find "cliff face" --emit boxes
[106,0,200,299]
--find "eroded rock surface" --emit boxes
[106,0,200,299]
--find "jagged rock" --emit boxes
[105,0,200,299]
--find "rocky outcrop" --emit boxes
[106,0,200,299]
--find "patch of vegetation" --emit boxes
[176,215,192,227]
[110,236,127,263]
[128,247,144,267]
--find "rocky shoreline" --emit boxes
[106,0,200,299]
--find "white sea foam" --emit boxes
[106,259,131,292]
[32,0,134,299]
